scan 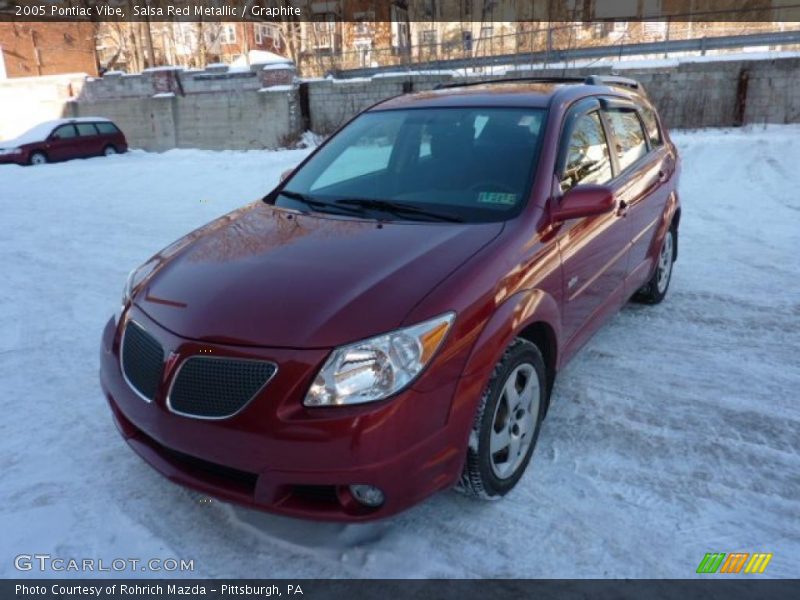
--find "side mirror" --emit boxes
[280,168,294,182]
[551,185,615,222]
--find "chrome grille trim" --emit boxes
[119,319,165,403]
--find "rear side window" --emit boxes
[51,125,78,139]
[95,122,119,135]
[76,123,98,136]
[604,109,647,172]
[639,106,663,148]
[560,111,613,192]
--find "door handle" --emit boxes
[617,199,628,217]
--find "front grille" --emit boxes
[121,321,165,401]
[168,357,276,419]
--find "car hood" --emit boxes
[135,202,503,348]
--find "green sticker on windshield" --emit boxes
[477,192,518,205]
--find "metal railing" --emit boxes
[294,24,800,78]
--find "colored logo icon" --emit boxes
[697,552,772,574]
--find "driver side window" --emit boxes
[560,111,612,193]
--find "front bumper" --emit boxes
[0,153,25,165]
[100,307,471,521]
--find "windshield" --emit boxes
[274,107,546,223]
[2,121,59,146]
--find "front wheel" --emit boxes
[458,339,547,499]
[103,145,118,157]
[29,151,47,166]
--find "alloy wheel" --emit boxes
[656,230,674,294]
[489,363,540,479]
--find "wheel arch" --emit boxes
[459,288,561,413]
[516,320,558,405]
[671,205,681,261]
[446,289,562,488]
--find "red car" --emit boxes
[100,76,680,521]
[0,118,127,165]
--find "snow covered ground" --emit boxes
[1,127,798,579]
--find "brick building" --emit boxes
[96,22,289,74]
[0,23,98,79]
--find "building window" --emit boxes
[391,5,410,53]
[221,25,236,45]
[479,26,493,39]
[462,30,473,51]
[643,21,668,36]
[420,30,437,46]
[353,12,374,37]
[255,23,280,46]
[312,14,336,49]
[593,22,612,37]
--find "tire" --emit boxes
[103,145,118,157]
[458,338,547,499]
[29,151,47,166]
[633,226,675,305]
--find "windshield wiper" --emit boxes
[334,198,464,223]
[273,190,362,216]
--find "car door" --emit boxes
[553,99,631,357]
[46,124,80,161]
[75,122,103,156]
[615,103,677,289]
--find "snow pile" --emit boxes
[0,126,798,578]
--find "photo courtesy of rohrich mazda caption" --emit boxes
[99,76,680,521]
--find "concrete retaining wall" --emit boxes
[1,63,300,151]
[69,87,299,151]
[2,55,799,150]
[306,55,800,134]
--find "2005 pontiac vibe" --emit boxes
[100,76,680,520]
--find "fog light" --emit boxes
[349,484,385,507]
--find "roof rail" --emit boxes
[584,75,643,92]
[433,76,586,90]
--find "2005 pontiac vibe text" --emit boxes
[100,76,680,520]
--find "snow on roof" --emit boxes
[0,117,112,147]
[230,50,293,69]
[258,85,294,93]
[262,63,294,71]
[142,65,185,73]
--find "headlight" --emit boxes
[0,147,21,156]
[304,312,455,407]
